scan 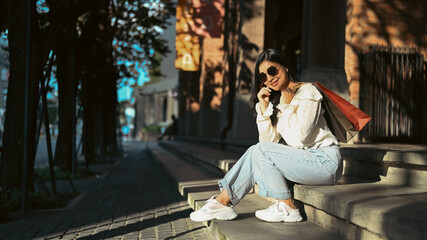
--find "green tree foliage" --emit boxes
[112,0,174,81]
[147,51,164,84]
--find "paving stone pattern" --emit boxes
[0,142,212,240]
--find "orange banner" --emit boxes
[192,0,224,38]
[175,0,200,71]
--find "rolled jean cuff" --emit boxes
[258,187,291,200]
[218,179,240,206]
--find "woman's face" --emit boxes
[258,60,290,91]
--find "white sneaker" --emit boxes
[255,200,303,222]
[190,196,238,222]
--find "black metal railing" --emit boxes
[359,46,426,143]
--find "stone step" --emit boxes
[159,140,240,174]
[294,177,427,240]
[340,143,427,188]
[147,142,344,240]
[156,140,427,240]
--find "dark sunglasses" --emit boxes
[258,66,279,82]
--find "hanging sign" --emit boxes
[175,0,200,71]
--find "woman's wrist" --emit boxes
[256,102,273,117]
[259,102,268,114]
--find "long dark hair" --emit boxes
[250,49,297,126]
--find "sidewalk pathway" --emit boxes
[0,141,212,240]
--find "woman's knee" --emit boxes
[250,143,267,155]
[243,142,280,163]
[254,142,275,158]
[240,144,263,164]
[255,141,281,151]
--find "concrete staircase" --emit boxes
[147,140,427,240]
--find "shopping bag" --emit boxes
[314,82,372,142]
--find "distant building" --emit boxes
[133,14,179,139]
[133,78,178,139]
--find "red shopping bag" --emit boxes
[315,82,372,142]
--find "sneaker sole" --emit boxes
[255,212,303,223]
[283,216,303,223]
[190,208,238,222]
[215,210,238,221]
[255,212,284,222]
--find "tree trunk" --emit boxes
[100,0,117,156]
[0,2,6,32]
[103,49,118,154]
[81,0,117,164]
[54,25,78,171]
[0,0,40,190]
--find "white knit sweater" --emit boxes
[255,84,338,149]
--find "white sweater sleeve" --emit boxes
[255,102,282,143]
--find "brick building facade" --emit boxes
[176,0,427,144]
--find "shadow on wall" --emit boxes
[201,59,223,109]
[346,0,427,55]
[179,0,263,140]
[237,33,260,94]
[237,61,253,93]
[219,93,257,141]
[365,0,427,49]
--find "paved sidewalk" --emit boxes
[0,141,212,240]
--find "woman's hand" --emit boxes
[257,86,271,114]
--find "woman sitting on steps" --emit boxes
[190,49,343,223]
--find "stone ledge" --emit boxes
[159,140,240,173]
[294,178,427,240]
[343,158,427,188]
[340,143,427,187]
[340,143,427,167]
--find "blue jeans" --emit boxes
[218,142,343,205]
